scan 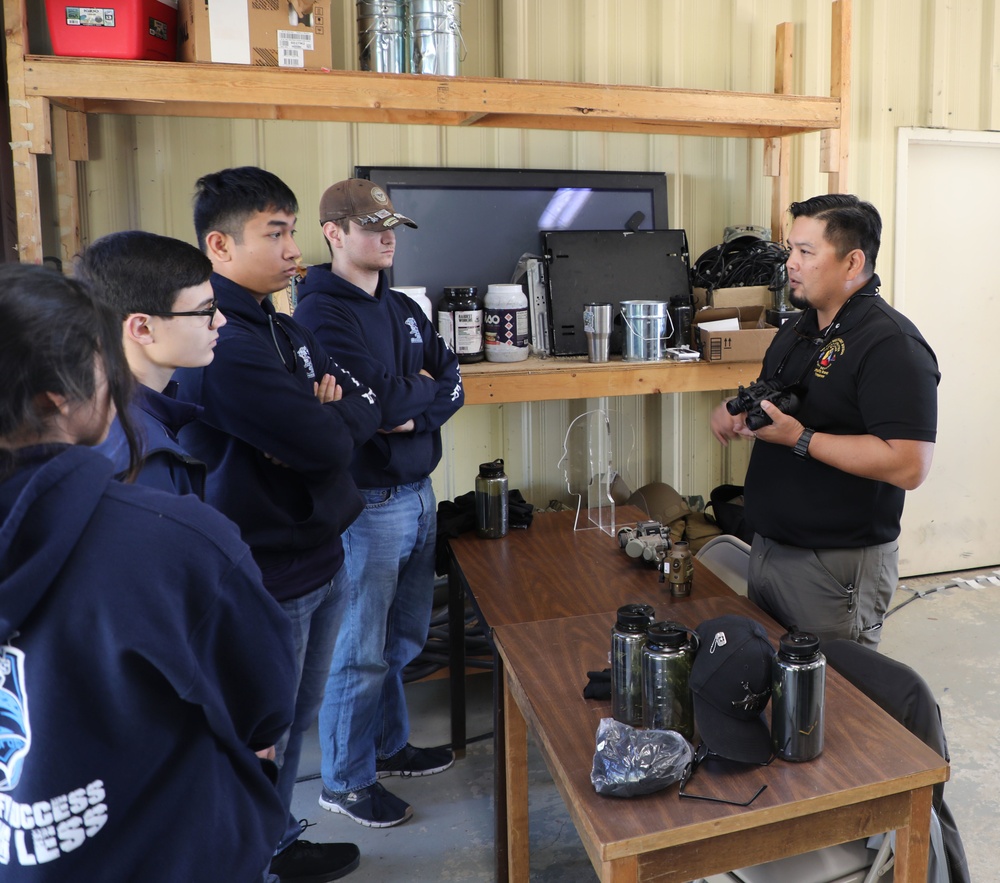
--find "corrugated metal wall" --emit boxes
[62,0,1000,512]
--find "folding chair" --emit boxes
[695,534,752,596]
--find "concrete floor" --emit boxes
[291,569,1000,882]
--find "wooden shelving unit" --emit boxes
[3,0,851,404]
[459,354,761,405]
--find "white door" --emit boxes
[894,128,1000,576]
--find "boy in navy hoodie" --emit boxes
[295,179,464,827]
[175,167,380,882]
[80,230,220,498]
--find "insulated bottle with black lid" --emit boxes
[771,629,825,761]
[611,603,656,727]
[475,459,508,538]
[641,621,698,738]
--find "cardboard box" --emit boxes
[694,305,777,363]
[178,0,332,70]
[694,285,772,310]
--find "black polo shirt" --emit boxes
[744,276,939,548]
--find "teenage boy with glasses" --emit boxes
[80,230,223,498]
[174,167,381,883]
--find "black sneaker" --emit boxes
[375,743,455,779]
[269,837,360,883]
[318,782,413,828]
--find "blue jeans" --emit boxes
[319,478,437,793]
[274,568,349,853]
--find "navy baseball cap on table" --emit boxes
[690,615,775,764]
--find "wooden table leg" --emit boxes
[604,854,638,882]
[446,558,467,754]
[493,644,509,881]
[503,666,530,882]
[893,787,933,882]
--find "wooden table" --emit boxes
[495,594,949,883]
[448,506,732,629]
[446,507,732,754]
[446,507,737,877]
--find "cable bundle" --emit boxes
[691,236,789,293]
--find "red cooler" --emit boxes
[46,0,178,61]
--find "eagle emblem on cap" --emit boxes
[370,186,389,205]
[731,680,770,715]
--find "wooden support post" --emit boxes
[825,0,852,192]
[768,21,794,242]
[4,0,45,262]
[52,107,83,265]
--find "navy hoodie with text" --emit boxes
[294,265,463,488]
[0,445,295,881]
[174,274,381,600]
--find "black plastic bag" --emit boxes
[591,718,693,798]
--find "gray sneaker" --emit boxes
[319,782,413,828]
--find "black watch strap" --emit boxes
[793,428,815,459]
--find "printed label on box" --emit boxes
[149,17,169,40]
[66,8,117,27]
[277,30,314,67]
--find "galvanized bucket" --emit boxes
[407,0,464,76]
[358,0,406,73]
[620,300,673,362]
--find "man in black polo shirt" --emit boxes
[710,194,939,648]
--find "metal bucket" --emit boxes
[358,0,406,73]
[620,300,672,362]
[407,0,464,75]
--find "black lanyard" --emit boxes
[771,292,874,386]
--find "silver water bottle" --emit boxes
[475,459,508,538]
[610,604,656,727]
[641,621,698,738]
[771,630,826,761]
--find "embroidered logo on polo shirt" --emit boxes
[815,338,845,379]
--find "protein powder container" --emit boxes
[437,285,483,363]
[483,283,529,362]
[392,286,433,322]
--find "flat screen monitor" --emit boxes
[354,166,669,308]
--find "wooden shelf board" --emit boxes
[460,355,760,405]
[24,56,840,138]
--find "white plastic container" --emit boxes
[483,283,530,362]
[392,286,433,322]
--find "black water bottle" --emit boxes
[475,459,508,538]
[641,621,698,738]
[611,604,656,727]
[670,293,694,348]
[771,630,826,761]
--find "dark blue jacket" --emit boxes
[95,381,206,498]
[0,445,295,881]
[295,266,463,487]
[175,275,381,600]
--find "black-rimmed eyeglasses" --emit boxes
[145,300,219,328]
[678,742,771,807]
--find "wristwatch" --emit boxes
[793,428,815,459]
